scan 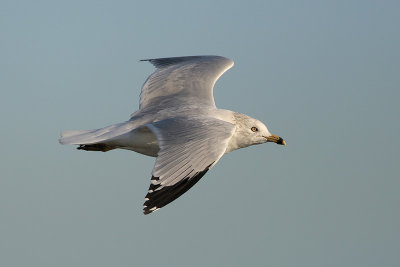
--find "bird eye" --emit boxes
[251,127,258,132]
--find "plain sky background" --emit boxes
[1,1,399,266]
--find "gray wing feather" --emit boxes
[138,56,234,111]
[143,116,235,214]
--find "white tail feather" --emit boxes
[59,121,138,145]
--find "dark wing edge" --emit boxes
[140,55,221,69]
[143,163,213,215]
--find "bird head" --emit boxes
[230,113,286,151]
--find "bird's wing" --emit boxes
[143,116,235,214]
[138,56,234,111]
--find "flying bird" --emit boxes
[59,55,286,214]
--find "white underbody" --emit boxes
[59,107,248,157]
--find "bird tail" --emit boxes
[59,121,137,151]
[59,129,96,145]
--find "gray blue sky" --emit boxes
[1,1,399,266]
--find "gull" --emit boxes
[59,55,286,214]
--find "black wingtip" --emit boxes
[142,165,212,215]
[143,205,158,215]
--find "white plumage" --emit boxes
[59,55,285,214]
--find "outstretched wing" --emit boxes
[138,56,234,111]
[143,116,235,214]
